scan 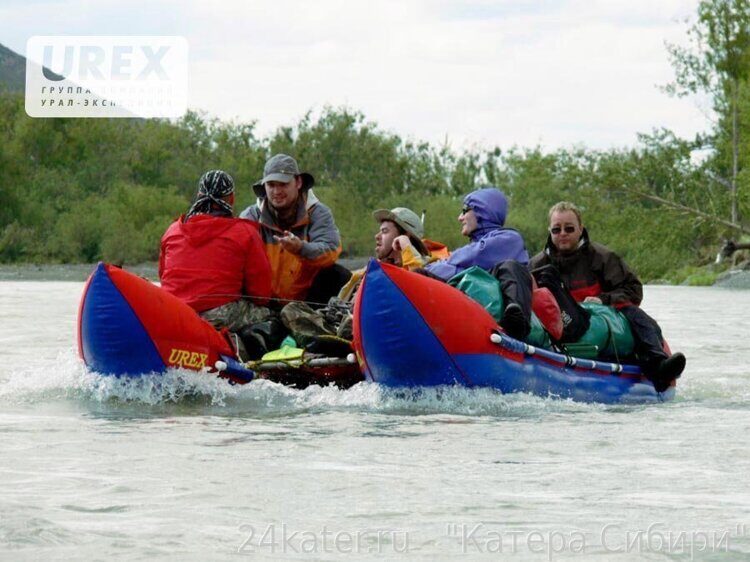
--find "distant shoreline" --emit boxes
[0,258,370,282]
[2,260,749,288]
[0,263,159,282]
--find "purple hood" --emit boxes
[426,187,528,281]
[464,187,508,241]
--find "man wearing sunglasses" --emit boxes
[423,187,533,340]
[529,201,686,392]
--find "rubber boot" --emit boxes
[492,261,533,340]
[648,352,686,393]
[500,302,530,340]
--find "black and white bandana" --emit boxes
[185,170,235,220]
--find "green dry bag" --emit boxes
[448,266,504,322]
[448,266,551,348]
[572,303,635,358]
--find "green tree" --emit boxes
[267,107,407,205]
[666,0,750,226]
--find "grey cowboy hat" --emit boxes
[252,154,315,198]
[372,207,429,256]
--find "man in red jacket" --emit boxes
[159,170,274,359]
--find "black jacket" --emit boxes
[529,229,643,306]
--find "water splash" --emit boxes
[0,349,610,418]
[4,348,741,418]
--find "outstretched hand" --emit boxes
[274,231,304,254]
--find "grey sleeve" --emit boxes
[299,204,341,260]
[239,205,260,220]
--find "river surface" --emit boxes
[1,280,749,560]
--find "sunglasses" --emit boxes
[460,205,472,215]
[550,225,577,235]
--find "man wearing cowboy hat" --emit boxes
[371,207,449,271]
[240,154,345,304]
[281,206,448,345]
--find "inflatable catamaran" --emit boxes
[78,261,676,403]
[77,262,360,387]
[352,260,674,404]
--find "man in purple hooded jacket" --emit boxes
[425,187,533,339]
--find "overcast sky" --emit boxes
[1,0,710,151]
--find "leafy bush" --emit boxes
[0,93,739,281]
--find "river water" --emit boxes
[1,279,749,560]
